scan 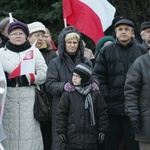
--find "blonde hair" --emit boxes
[65,32,80,42]
[45,28,51,36]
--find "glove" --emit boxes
[98,132,105,144]
[129,115,140,133]
[19,73,35,86]
[91,82,99,91]
[0,143,4,150]
[59,134,66,143]
[64,82,74,92]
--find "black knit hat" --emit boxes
[73,61,92,84]
[140,21,150,32]
[114,19,134,28]
[8,21,29,36]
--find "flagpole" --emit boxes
[64,18,67,28]
[9,13,14,23]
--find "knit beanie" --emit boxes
[0,17,17,33]
[28,22,46,34]
[96,36,115,52]
[73,61,92,84]
[8,21,29,36]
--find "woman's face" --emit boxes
[27,31,44,49]
[9,28,27,45]
[65,38,79,53]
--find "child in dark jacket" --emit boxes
[56,61,109,150]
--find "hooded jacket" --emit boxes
[46,29,90,150]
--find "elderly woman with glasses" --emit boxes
[0,21,47,150]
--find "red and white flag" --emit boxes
[8,43,36,79]
[63,0,116,45]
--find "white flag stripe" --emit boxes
[80,0,116,31]
[21,58,35,75]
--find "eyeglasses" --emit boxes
[10,32,25,37]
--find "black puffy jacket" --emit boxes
[94,39,147,115]
[57,90,108,149]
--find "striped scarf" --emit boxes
[75,84,96,126]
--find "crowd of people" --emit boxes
[0,14,150,150]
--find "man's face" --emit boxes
[115,25,134,45]
[141,28,150,45]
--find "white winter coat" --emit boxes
[0,46,47,150]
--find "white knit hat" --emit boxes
[28,21,46,34]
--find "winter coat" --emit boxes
[57,89,108,149]
[40,48,57,109]
[141,41,149,50]
[124,53,150,142]
[0,42,47,150]
[0,61,6,142]
[46,29,92,150]
[0,33,9,48]
[40,48,57,66]
[94,39,147,115]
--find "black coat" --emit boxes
[57,90,108,149]
[94,39,147,115]
[124,53,150,142]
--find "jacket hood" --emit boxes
[57,29,84,58]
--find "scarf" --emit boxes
[75,84,96,126]
[5,40,31,53]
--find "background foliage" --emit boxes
[0,0,150,51]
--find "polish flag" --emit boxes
[63,0,116,45]
[8,43,36,78]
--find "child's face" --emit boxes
[72,72,81,86]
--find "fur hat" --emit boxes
[114,19,134,28]
[0,17,17,33]
[28,22,46,34]
[73,61,92,84]
[140,21,150,32]
[8,21,29,36]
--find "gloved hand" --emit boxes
[0,143,4,150]
[64,82,74,92]
[19,73,35,86]
[98,132,105,144]
[129,115,140,133]
[91,82,99,91]
[59,134,66,143]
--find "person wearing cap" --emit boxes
[94,18,147,150]
[0,21,47,150]
[28,21,57,150]
[0,17,16,48]
[56,61,108,150]
[46,28,99,150]
[140,21,150,50]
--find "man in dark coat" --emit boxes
[46,27,99,150]
[124,52,150,150]
[94,18,147,150]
